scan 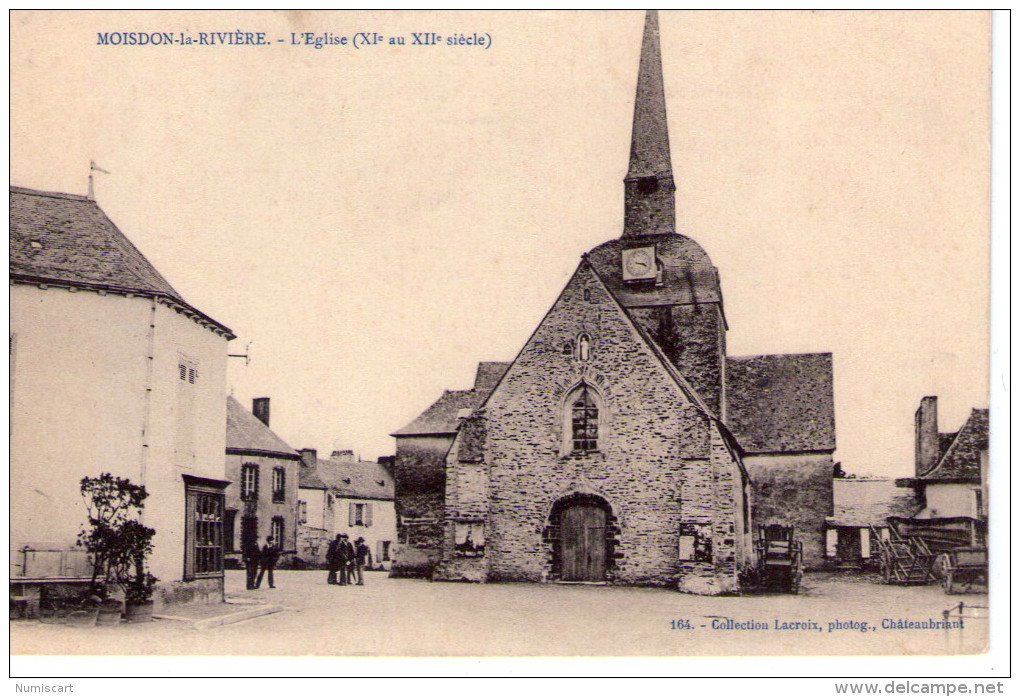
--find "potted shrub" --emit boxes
[123,571,157,622]
[77,474,157,623]
[96,597,124,626]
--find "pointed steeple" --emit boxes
[622,10,676,238]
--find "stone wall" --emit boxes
[628,303,725,417]
[745,453,834,569]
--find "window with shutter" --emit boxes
[175,357,199,459]
[271,517,284,549]
[241,464,259,501]
[272,467,286,502]
[365,503,373,527]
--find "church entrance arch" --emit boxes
[547,494,614,582]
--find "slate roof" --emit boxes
[725,353,836,454]
[298,464,330,490]
[299,454,394,501]
[392,362,510,437]
[225,396,300,459]
[474,362,511,392]
[10,186,233,337]
[829,478,921,527]
[392,389,485,436]
[587,233,723,308]
[917,409,988,481]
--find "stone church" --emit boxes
[393,11,835,595]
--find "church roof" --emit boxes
[586,233,722,307]
[225,396,300,459]
[725,353,836,454]
[916,408,987,482]
[9,186,233,338]
[474,362,512,392]
[392,362,510,436]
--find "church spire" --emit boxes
[622,10,676,238]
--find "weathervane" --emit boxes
[87,160,110,200]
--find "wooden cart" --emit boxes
[754,524,803,593]
[871,522,937,585]
[939,547,988,594]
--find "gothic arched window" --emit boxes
[571,384,599,452]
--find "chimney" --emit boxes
[331,449,355,462]
[299,448,318,471]
[915,396,939,477]
[252,397,270,427]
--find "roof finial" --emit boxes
[622,10,676,238]
[87,160,110,200]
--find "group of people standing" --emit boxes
[327,534,371,586]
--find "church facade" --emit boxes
[393,11,835,594]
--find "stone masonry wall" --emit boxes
[628,303,725,417]
[433,424,490,582]
[455,263,741,593]
[392,434,453,577]
[745,453,834,569]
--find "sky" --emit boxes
[10,10,992,476]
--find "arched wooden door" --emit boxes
[560,503,607,582]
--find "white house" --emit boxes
[824,477,919,568]
[297,449,396,569]
[895,397,989,548]
[10,185,234,609]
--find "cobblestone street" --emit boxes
[11,570,987,657]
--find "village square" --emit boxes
[9,11,993,662]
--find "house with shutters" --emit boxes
[10,185,235,609]
[297,449,396,569]
[224,396,301,567]
[392,11,836,594]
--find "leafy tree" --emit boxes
[77,473,157,602]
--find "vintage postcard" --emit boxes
[8,9,1004,683]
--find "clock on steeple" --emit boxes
[622,246,657,281]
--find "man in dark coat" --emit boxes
[255,535,280,589]
[353,537,371,585]
[242,536,261,590]
[344,534,357,585]
[336,534,350,585]
[326,534,343,585]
